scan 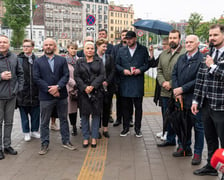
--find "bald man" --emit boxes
[0,35,24,160]
[33,38,76,155]
[171,35,204,165]
[77,36,94,58]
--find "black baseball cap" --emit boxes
[125,31,136,39]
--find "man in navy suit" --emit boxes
[116,31,149,137]
[33,38,76,155]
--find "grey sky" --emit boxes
[110,0,224,22]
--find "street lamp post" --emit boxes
[30,0,33,39]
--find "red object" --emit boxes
[86,15,96,26]
[211,148,224,173]
[200,46,209,54]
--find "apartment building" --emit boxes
[33,0,82,48]
[108,1,134,44]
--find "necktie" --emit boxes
[213,49,219,64]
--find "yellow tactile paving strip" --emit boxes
[77,111,161,180]
[77,137,108,180]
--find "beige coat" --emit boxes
[66,63,78,114]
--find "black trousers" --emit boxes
[102,93,113,127]
[202,99,224,165]
[121,96,143,131]
[115,92,123,122]
[68,113,77,127]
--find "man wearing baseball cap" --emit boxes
[116,31,150,137]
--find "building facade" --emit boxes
[33,0,82,48]
[108,2,134,44]
[81,0,109,43]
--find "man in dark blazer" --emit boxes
[33,38,76,155]
[116,31,149,137]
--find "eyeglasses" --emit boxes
[23,46,32,48]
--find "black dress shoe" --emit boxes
[4,147,17,155]
[91,143,97,148]
[83,144,89,148]
[113,120,121,127]
[193,164,218,176]
[157,141,176,147]
[103,131,110,138]
[0,151,5,160]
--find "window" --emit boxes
[110,34,113,38]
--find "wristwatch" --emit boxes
[57,85,61,90]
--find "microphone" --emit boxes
[211,148,224,173]
[209,42,214,56]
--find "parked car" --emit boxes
[157,44,163,50]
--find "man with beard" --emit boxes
[33,38,76,155]
[116,31,149,137]
[157,30,186,147]
[192,24,224,179]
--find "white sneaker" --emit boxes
[161,131,168,141]
[156,131,163,138]
[50,124,60,131]
[31,131,40,138]
[24,133,31,142]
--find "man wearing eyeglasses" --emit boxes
[17,39,40,142]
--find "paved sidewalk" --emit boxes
[0,97,221,180]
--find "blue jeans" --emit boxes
[81,114,100,140]
[40,98,70,146]
[178,110,204,155]
[161,97,176,144]
[19,106,40,133]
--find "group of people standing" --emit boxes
[0,28,151,158]
[153,24,224,179]
[0,24,224,179]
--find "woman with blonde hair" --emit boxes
[74,41,104,148]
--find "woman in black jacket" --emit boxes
[96,38,115,138]
[74,41,104,148]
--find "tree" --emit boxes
[2,0,31,48]
[185,13,203,35]
[195,22,210,43]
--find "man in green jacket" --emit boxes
[156,30,186,147]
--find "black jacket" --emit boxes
[95,54,116,94]
[172,50,203,109]
[74,56,104,115]
[0,51,24,100]
[17,52,39,106]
